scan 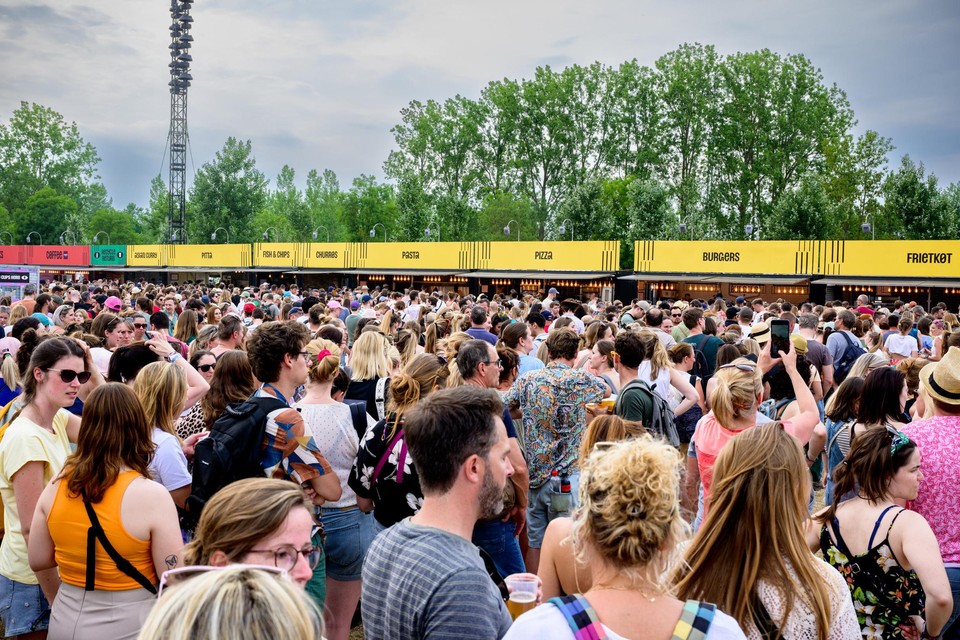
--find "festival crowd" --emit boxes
[0,280,955,640]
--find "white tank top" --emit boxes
[638,361,671,401]
[295,403,364,509]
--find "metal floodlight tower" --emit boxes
[165,0,194,244]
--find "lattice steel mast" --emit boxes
[166,0,194,244]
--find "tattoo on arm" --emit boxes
[165,555,178,570]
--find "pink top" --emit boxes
[696,413,796,515]
[902,416,960,564]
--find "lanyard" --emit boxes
[261,383,290,406]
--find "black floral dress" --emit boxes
[819,506,924,639]
[347,413,423,529]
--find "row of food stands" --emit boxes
[3,239,960,306]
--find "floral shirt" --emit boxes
[820,507,924,639]
[902,415,960,564]
[348,413,423,529]
[502,363,605,488]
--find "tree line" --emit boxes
[2,44,958,261]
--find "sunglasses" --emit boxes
[717,362,756,373]
[158,564,288,597]
[47,368,92,384]
[133,323,147,329]
[197,363,216,373]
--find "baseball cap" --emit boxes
[548,287,559,295]
[327,300,342,310]
[350,301,360,310]
[104,296,122,312]
[243,303,255,314]
[361,294,372,304]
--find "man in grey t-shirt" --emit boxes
[361,386,515,640]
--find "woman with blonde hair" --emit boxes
[423,313,452,355]
[379,309,400,339]
[349,353,448,531]
[883,314,920,363]
[394,329,418,368]
[535,415,647,600]
[296,338,374,640]
[675,423,858,639]
[28,384,182,640]
[442,331,472,387]
[182,478,320,591]
[344,330,391,421]
[506,437,746,639]
[693,343,818,517]
[140,566,324,640]
[587,339,620,394]
[188,324,219,361]
[133,362,192,509]
[848,351,891,380]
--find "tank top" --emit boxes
[819,506,924,638]
[47,470,158,590]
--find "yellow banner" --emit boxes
[468,241,620,271]
[302,243,352,269]
[353,242,463,271]
[127,245,167,267]
[634,240,960,278]
[253,243,303,267]
[634,241,829,275]
[167,244,252,268]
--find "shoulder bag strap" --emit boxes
[672,600,717,640]
[751,598,782,640]
[83,500,157,594]
[547,594,608,639]
[370,427,404,491]
[375,377,388,421]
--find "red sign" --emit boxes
[24,245,91,266]
[0,246,26,265]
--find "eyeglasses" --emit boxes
[671,313,682,318]
[246,544,322,572]
[46,368,92,384]
[297,351,312,361]
[133,323,147,329]
[483,359,504,369]
[197,363,216,373]
[158,564,288,597]
[717,363,756,373]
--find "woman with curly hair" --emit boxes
[506,436,746,639]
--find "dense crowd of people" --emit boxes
[0,280,956,639]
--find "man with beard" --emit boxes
[361,386,516,640]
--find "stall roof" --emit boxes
[619,273,808,285]
[813,277,960,288]
[463,271,615,280]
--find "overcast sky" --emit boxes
[1,0,958,209]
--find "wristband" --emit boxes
[165,352,181,364]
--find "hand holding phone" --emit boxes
[769,319,791,360]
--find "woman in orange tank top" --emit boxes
[27,384,183,640]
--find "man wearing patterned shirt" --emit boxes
[502,328,606,572]
[903,348,960,638]
[245,321,341,503]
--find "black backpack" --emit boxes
[184,395,287,523]
[615,379,680,448]
[688,334,713,385]
[832,332,866,384]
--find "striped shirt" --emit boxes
[361,519,512,639]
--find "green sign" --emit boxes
[90,245,127,267]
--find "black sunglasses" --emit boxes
[197,364,216,373]
[133,323,147,329]
[47,368,92,384]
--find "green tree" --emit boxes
[0,101,101,215]
[188,138,269,243]
[821,130,893,239]
[942,182,960,239]
[553,179,610,241]
[342,175,396,242]
[436,194,478,242]
[14,187,78,244]
[626,178,676,241]
[764,174,834,240]
[394,175,433,241]
[138,175,170,243]
[87,207,142,244]
[268,165,311,240]
[882,156,951,240]
[306,169,345,241]
[477,191,537,241]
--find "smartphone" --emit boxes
[769,319,791,359]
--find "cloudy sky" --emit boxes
[1,0,958,208]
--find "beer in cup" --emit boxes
[504,573,538,619]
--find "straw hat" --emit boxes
[790,334,808,355]
[920,347,960,405]
[749,322,770,344]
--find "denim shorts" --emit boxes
[320,506,376,582]
[0,575,50,635]
[526,472,580,549]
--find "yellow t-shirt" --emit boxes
[0,409,71,584]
